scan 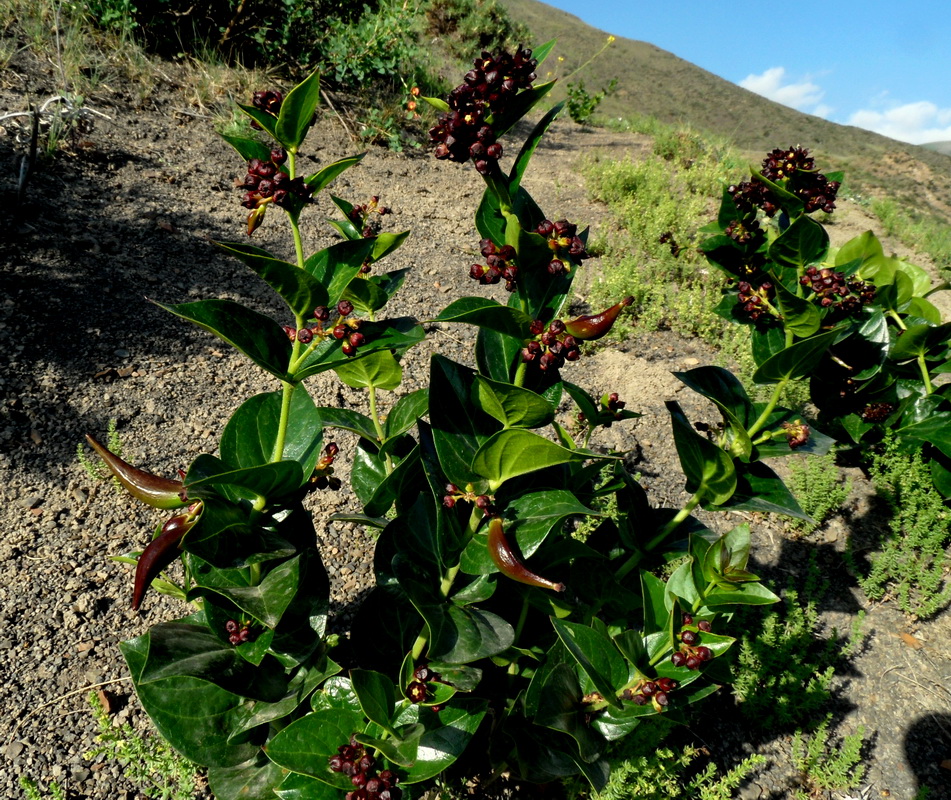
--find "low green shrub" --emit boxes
[566,78,616,125]
[852,434,951,618]
[791,716,866,796]
[786,452,851,534]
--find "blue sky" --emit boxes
[539,0,951,145]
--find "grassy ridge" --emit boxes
[500,0,951,233]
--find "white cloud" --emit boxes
[847,101,951,144]
[740,67,831,117]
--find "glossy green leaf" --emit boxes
[370,229,410,263]
[304,153,366,194]
[475,320,523,382]
[420,95,450,112]
[275,69,320,151]
[473,375,555,429]
[219,133,272,164]
[551,619,626,708]
[641,571,671,636]
[673,367,755,461]
[350,669,397,735]
[208,753,286,800]
[354,725,424,768]
[750,325,786,366]
[153,299,291,380]
[773,280,821,338]
[889,322,951,362]
[471,429,593,488]
[384,389,428,439]
[401,701,488,783]
[237,103,277,137]
[266,709,366,789]
[303,239,375,304]
[314,406,378,443]
[190,555,302,629]
[363,445,422,518]
[334,349,402,390]
[715,461,810,521]
[509,102,563,193]
[752,328,841,384]
[429,355,497,488]
[461,489,600,574]
[435,296,533,339]
[666,402,736,506]
[215,241,328,319]
[294,318,424,382]
[341,277,389,313]
[768,214,829,273]
[120,630,260,768]
[220,386,324,475]
[534,663,603,764]
[703,580,781,607]
[275,772,342,800]
[186,454,304,500]
[835,229,884,270]
[491,79,555,138]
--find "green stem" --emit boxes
[613,494,702,582]
[918,353,934,395]
[513,359,527,388]
[270,380,297,462]
[887,309,908,331]
[367,383,393,474]
[746,378,789,438]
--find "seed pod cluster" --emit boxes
[620,676,678,712]
[670,614,714,670]
[469,239,518,290]
[522,318,582,371]
[734,280,777,324]
[284,300,364,358]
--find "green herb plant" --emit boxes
[791,715,867,797]
[88,45,835,799]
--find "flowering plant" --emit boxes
[86,46,827,799]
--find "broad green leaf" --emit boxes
[208,753,286,800]
[401,701,488,784]
[303,239,375,303]
[220,386,324,476]
[835,230,884,270]
[275,69,320,152]
[265,709,367,789]
[304,152,366,194]
[314,406,378,443]
[219,133,271,164]
[120,630,260,768]
[473,375,555,428]
[491,79,556,139]
[341,276,389,313]
[354,725,424,768]
[471,429,593,488]
[185,454,304,499]
[475,316,523,382]
[334,349,402,390]
[768,214,829,274]
[673,367,755,461]
[275,772,341,800]
[460,490,600,575]
[666,402,736,506]
[363,445,422,518]
[641,571,671,636]
[384,389,428,439]
[190,555,302,629]
[703,580,781,606]
[534,663,604,763]
[371,230,410,262]
[889,322,951,363]
[154,299,290,380]
[509,103,563,193]
[350,669,398,735]
[551,619,626,708]
[751,169,803,215]
[750,325,786,366]
[435,296,533,339]
[237,103,277,137]
[215,241,328,319]
[429,355,498,488]
[773,280,821,338]
[420,95,450,112]
[714,461,810,521]
[752,328,841,384]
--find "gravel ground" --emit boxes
[2,50,951,800]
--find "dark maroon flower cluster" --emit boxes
[795,172,840,214]
[782,420,811,449]
[283,300,364,357]
[670,614,713,670]
[310,442,342,491]
[522,318,582,371]
[469,239,518,290]
[328,736,401,800]
[430,46,537,175]
[536,219,588,275]
[800,266,876,318]
[225,619,253,646]
[406,663,442,704]
[724,218,763,245]
[620,676,678,712]
[735,280,777,325]
[249,90,283,130]
[443,484,494,515]
[658,231,684,257]
[861,402,898,423]
[761,146,815,181]
[240,154,312,212]
[727,180,779,217]
[348,195,391,239]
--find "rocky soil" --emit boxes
[2,50,951,800]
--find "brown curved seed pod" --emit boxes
[132,510,199,611]
[85,435,187,509]
[564,296,633,341]
[487,517,565,592]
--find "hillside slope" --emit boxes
[499,0,951,228]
